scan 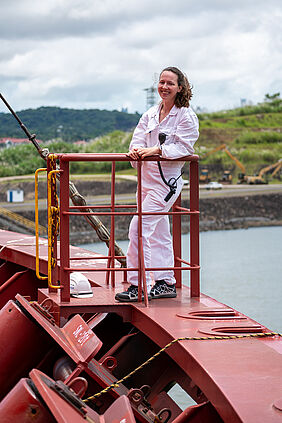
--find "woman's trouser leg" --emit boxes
[127,184,182,289]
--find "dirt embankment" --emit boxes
[0,179,137,202]
[0,180,282,244]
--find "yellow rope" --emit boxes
[83,331,281,403]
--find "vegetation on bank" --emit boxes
[0,106,140,142]
[0,93,281,179]
[194,94,282,181]
[198,92,282,122]
[0,131,133,177]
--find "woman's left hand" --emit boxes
[136,146,161,158]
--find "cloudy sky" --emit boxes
[0,0,281,115]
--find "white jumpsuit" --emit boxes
[127,103,199,290]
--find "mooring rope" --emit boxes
[83,331,281,402]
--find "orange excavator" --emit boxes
[237,158,282,184]
[200,144,281,184]
[200,144,246,184]
[251,159,282,182]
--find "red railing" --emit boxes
[47,153,200,303]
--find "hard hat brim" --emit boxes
[70,292,93,298]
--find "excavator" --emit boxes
[237,158,282,184]
[200,144,246,184]
[247,159,282,184]
[200,144,281,184]
[199,167,210,183]
[267,159,282,178]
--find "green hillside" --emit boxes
[195,97,282,181]
[0,106,140,141]
[0,95,281,180]
[0,131,133,177]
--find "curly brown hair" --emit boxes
[160,66,193,108]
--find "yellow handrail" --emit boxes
[35,168,48,280]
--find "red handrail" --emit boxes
[47,153,200,303]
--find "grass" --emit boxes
[199,113,282,129]
[196,102,282,181]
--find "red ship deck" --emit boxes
[1,230,281,422]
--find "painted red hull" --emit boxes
[0,229,281,422]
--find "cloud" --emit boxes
[0,0,281,114]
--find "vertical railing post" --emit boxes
[189,159,200,297]
[137,161,143,302]
[172,193,182,289]
[47,157,58,293]
[108,161,116,287]
[137,161,149,306]
[59,158,70,302]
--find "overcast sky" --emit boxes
[0,0,281,115]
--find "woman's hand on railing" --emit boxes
[127,146,161,159]
[126,147,140,160]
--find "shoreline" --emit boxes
[51,192,282,244]
[71,220,282,246]
[0,192,281,244]
[0,178,281,244]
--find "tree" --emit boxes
[264,93,281,107]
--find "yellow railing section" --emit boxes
[35,168,48,281]
[47,166,61,289]
[0,205,46,235]
[34,157,61,288]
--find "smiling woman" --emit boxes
[158,66,193,110]
[115,67,199,303]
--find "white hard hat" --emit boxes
[70,272,93,298]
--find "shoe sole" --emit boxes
[115,296,152,303]
[151,293,177,299]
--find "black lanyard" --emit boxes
[158,133,183,202]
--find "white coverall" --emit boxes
[127,103,199,290]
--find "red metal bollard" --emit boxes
[0,377,55,423]
[0,300,52,400]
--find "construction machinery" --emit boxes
[200,144,246,184]
[200,144,282,185]
[239,174,267,185]
[256,159,282,181]
[237,159,282,184]
[199,167,210,183]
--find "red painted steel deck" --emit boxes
[0,230,281,422]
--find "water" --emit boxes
[199,226,282,333]
[80,226,282,409]
[80,226,282,332]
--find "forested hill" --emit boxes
[0,106,141,141]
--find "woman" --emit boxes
[115,66,199,302]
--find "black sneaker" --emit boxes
[150,280,177,299]
[115,285,151,302]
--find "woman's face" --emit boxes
[158,71,181,103]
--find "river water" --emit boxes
[80,226,281,409]
[80,226,281,332]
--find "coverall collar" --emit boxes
[153,103,178,123]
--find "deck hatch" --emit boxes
[177,308,247,320]
[199,324,265,336]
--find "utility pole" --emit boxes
[143,73,158,110]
